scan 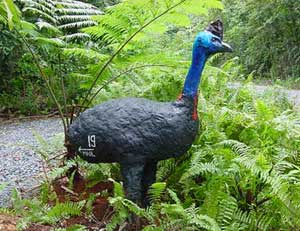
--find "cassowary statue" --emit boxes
[67,20,232,206]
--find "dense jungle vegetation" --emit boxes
[0,0,300,230]
[0,0,299,115]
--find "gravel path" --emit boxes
[228,83,300,106]
[0,85,299,208]
[0,118,62,207]
[257,86,300,106]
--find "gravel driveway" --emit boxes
[0,118,62,207]
[0,85,299,208]
[228,83,300,106]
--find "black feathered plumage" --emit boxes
[68,96,198,205]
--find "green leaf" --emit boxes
[145,22,168,34]
[203,0,224,9]
[20,20,39,36]
[35,37,66,49]
[2,0,21,29]
[148,182,166,203]
[163,12,191,27]
[109,178,125,197]
[181,1,208,15]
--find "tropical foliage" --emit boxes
[0,0,21,29]
[21,0,103,40]
[0,0,300,230]
[217,0,300,79]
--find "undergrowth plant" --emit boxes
[12,188,84,230]
[1,1,300,231]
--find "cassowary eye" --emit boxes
[211,37,218,42]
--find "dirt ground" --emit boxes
[0,213,18,231]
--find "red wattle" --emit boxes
[177,93,183,100]
[192,95,198,120]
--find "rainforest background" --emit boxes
[0,0,300,230]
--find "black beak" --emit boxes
[220,41,233,53]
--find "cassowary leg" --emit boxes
[120,162,145,205]
[141,161,157,207]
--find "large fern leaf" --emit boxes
[20,0,102,40]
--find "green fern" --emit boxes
[13,188,84,228]
[218,140,250,157]
[181,148,221,181]
[21,0,102,40]
[0,0,21,29]
[217,196,238,230]
[148,182,167,203]
[42,201,84,224]
[106,180,129,231]
[156,158,177,182]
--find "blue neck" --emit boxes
[182,47,208,97]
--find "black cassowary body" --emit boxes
[68,20,232,206]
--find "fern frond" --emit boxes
[218,139,251,156]
[48,158,77,179]
[217,196,238,230]
[255,99,274,121]
[53,0,99,9]
[22,0,54,15]
[167,188,181,204]
[36,21,61,33]
[42,201,84,224]
[0,183,7,192]
[23,7,57,24]
[58,20,96,29]
[56,7,101,15]
[233,209,272,231]
[109,178,125,198]
[189,214,221,231]
[0,207,15,215]
[60,32,90,41]
[63,47,106,60]
[184,162,220,180]
[57,15,92,22]
[35,36,65,47]
[148,182,166,203]
[1,0,21,29]
[122,199,147,217]
[156,158,176,182]
[181,148,220,181]
[20,0,102,40]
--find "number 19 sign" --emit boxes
[79,135,96,157]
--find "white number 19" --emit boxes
[88,135,96,148]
